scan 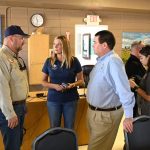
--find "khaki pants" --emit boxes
[87,107,123,150]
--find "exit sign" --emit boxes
[84,15,102,25]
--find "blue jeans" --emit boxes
[47,101,77,129]
[0,103,26,150]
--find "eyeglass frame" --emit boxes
[14,56,26,71]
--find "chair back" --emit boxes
[79,65,94,97]
[32,127,78,150]
[125,115,150,150]
[82,65,94,88]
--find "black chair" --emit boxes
[82,65,94,87]
[124,115,150,150]
[32,127,78,150]
[80,65,94,96]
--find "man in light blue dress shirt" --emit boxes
[86,30,135,150]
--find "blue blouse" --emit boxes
[42,57,82,102]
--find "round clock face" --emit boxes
[31,14,44,27]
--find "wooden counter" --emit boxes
[0,96,89,150]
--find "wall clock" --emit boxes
[31,14,44,27]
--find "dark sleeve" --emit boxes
[73,57,82,74]
[42,58,50,75]
[125,61,139,78]
[146,72,150,95]
[125,62,142,84]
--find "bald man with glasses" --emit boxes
[0,25,30,150]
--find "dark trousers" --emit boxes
[0,103,26,150]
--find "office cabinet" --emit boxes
[28,34,49,85]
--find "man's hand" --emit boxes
[8,116,18,129]
[123,117,133,133]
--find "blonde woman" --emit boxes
[42,35,84,129]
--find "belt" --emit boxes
[89,104,122,111]
[12,100,26,105]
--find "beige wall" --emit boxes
[1,6,150,66]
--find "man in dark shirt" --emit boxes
[125,41,146,117]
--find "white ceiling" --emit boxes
[0,0,150,12]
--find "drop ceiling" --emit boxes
[0,0,150,12]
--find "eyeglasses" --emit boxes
[13,35,24,40]
[14,56,26,71]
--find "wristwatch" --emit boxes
[133,85,140,92]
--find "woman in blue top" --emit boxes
[42,35,84,129]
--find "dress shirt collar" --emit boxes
[96,50,114,62]
[2,45,18,58]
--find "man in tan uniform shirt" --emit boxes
[0,25,29,150]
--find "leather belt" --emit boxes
[12,100,26,105]
[89,104,122,111]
